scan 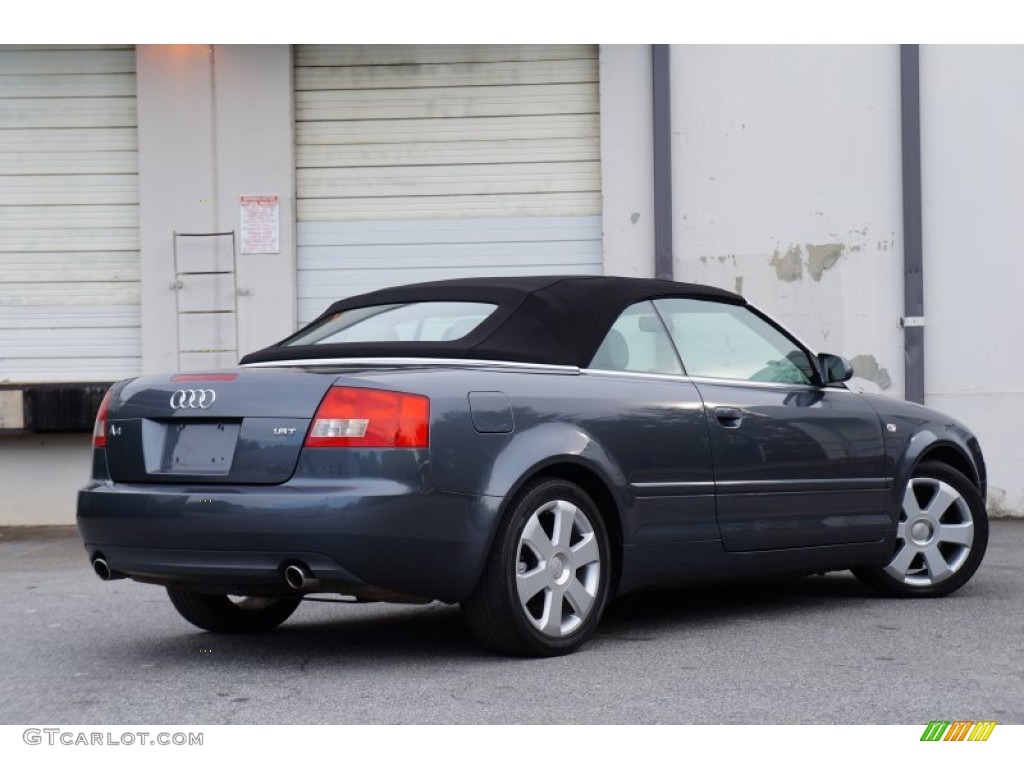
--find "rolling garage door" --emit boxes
[0,45,140,382]
[294,44,602,324]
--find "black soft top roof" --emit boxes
[239,275,744,368]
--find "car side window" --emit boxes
[653,298,816,384]
[589,301,683,375]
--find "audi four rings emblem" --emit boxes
[169,389,217,409]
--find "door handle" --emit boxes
[715,407,743,428]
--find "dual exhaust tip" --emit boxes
[92,556,320,592]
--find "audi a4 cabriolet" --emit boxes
[77,276,988,656]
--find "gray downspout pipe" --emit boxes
[652,45,674,281]
[900,44,926,404]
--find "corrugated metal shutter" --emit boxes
[294,44,602,324]
[0,45,140,382]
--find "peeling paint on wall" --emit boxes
[699,255,738,267]
[769,245,803,282]
[767,242,845,282]
[806,243,845,281]
[849,354,892,389]
[630,212,640,224]
[734,276,744,294]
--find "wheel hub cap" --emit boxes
[910,520,933,545]
[548,551,571,585]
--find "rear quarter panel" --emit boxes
[342,367,717,548]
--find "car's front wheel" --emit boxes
[853,461,988,597]
[463,478,612,656]
[166,587,301,633]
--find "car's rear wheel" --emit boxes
[166,587,301,633]
[853,461,988,597]
[462,478,611,656]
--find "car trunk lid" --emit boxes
[102,369,336,484]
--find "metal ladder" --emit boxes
[169,230,239,371]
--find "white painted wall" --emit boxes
[920,45,1024,516]
[137,44,296,374]
[669,45,905,398]
[214,46,298,357]
[599,44,655,277]
[137,45,218,375]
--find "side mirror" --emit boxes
[818,353,854,384]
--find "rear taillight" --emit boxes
[305,387,429,448]
[92,390,112,448]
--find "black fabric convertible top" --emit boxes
[239,275,745,368]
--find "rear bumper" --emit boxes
[77,480,502,603]
[83,545,367,596]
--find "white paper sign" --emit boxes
[239,195,280,254]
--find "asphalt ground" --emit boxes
[1,522,1021,725]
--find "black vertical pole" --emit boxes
[900,44,926,404]
[652,45,674,281]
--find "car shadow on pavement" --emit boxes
[151,602,493,665]
[598,573,874,635]
[110,573,879,666]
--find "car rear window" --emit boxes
[285,302,498,346]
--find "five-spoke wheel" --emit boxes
[463,478,611,656]
[854,461,988,597]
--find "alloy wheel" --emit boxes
[885,476,974,586]
[515,498,602,638]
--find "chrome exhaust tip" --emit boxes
[93,558,111,580]
[284,563,320,591]
[93,557,125,581]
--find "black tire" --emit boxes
[462,478,612,657]
[166,587,301,633]
[853,461,988,598]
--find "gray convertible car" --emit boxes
[77,276,988,656]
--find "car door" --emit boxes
[653,298,889,552]
[585,301,718,545]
